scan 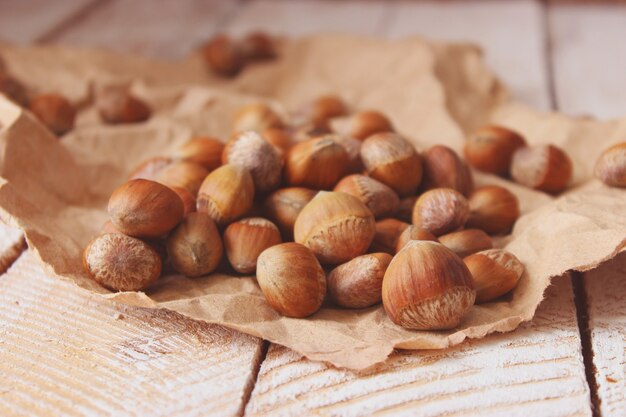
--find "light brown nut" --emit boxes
[28,93,76,136]
[422,145,474,196]
[156,161,209,196]
[334,174,400,219]
[232,103,283,133]
[464,125,526,176]
[511,145,572,194]
[464,249,525,303]
[96,86,151,124]
[594,142,626,187]
[201,34,244,77]
[395,225,438,253]
[173,137,224,171]
[263,187,316,238]
[466,185,520,235]
[329,253,392,309]
[369,218,410,254]
[223,217,282,274]
[438,229,493,258]
[128,156,172,181]
[285,137,348,190]
[412,188,469,236]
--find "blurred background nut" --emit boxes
[156,161,209,196]
[422,145,474,196]
[464,249,525,303]
[328,252,392,309]
[256,242,326,318]
[263,187,316,238]
[511,144,572,193]
[382,241,475,330]
[412,188,469,236]
[262,127,293,155]
[369,218,409,254]
[128,156,172,181]
[285,137,348,189]
[294,191,376,264]
[594,142,626,187]
[325,133,363,173]
[342,110,393,141]
[464,125,527,176]
[166,212,223,277]
[223,217,282,274]
[396,196,417,223]
[438,229,493,258]
[233,103,284,133]
[28,93,76,136]
[83,233,162,291]
[0,73,28,106]
[466,185,520,235]
[201,34,244,77]
[239,31,276,61]
[197,164,254,226]
[96,86,151,124]
[108,179,184,238]
[395,225,438,253]
[334,174,399,219]
[297,95,348,127]
[360,132,423,196]
[173,137,224,171]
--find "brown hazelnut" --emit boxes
[422,145,474,196]
[99,220,167,261]
[128,156,172,181]
[464,249,525,303]
[412,188,469,236]
[369,218,409,254]
[328,253,392,309]
[285,137,348,189]
[511,145,572,193]
[197,164,254,226]
[173,137,224,171]
[395,225,438,253]
[0,74,28,106]
[169,186,197,216]
[298,95,348,126]
[96,86,151,124]
[232,103,283,133]
[438,229,493,258]
[467,185,520,235]
[201,34,244,77]
[382,241,475,330]
[223,217,282,274]
[156,161,209,196]
[290,121,332,143]
[594,142,626,187]
[360,132,423,197]
[108,179,184,238]
[262,127,293,155]
[334,174,399,219]
[256,242,326,318]
[263,187,316,238]
[464,125,527,176]
[239,31,276,61]
[323,133,363,173]
[294,191,376,264]
[344,110,393,141]
[28,93,76,136]
[396,196,417,223]
[223,131,282,194]
[83,233,162,291]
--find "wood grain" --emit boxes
[0,252,265,417]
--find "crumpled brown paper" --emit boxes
[1,35,625,370]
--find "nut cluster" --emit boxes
[84,95,532,329]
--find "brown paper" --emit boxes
[1,35,625,370]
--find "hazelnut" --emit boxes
[294,191,376,264]
[344,110,393,141]
[290,121,332,143]
[223,217,282,274]
[422,145,474,196]
[334,174,399,219]
[0,74,28,106]
[395,225,438,253]
[232,103,283,133]
[467,185,520,235]
[173,137,224,171]
[128,156,172,181]
[396,196,417,223]
[99,220,167,261]
[369,218,409,254]
[169,186,197,216]
[166,212,223,277]
[361,132,422,197]
[239,31,276,61]
[96,86,151,124]
[263,187,316,238]
[285,137,348,189]
[382,241,475,330]
[201,34,244,77]
[511,145,572,193]
[256,242,326,318]
[83,233,162,291]
[298,95,348,126]
[464,125,526,176]
[594,142,626,187]
[223,131,282,194]
[328,252,392,309]
[156,161,209,196]
[197,164,254,226]
[323,133,363,173]
[28,93,76,136]
[412,188,469,236]
[108,179,184,238]
[262,127,293,155]
[438,229,493,258]
[464,249,525,303]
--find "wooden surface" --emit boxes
[0,0,624,416]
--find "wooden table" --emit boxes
[0,1,624,416]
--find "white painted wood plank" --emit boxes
[549,2,626,119]
[0,0,95,43]
[0,251,265,417]
[384,0,550,110]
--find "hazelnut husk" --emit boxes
[511,144,572,194]
[344,110,393,141]
[285,137,348,189]
[96,86,151,124]
[464,125,526,176]
[329,252,392,309]
[201,34,244,77]
[395,225,438,253]
[83,233,162,291]
[382,241,475,330]
[422,145,474,196]
[334,174,400,219]
[294,191,376,264]
[156,161,209,196]
[128,156,172,181]
[263,187,316,238]
[223,217,282,274]
[438,229,493,258]
[464,249,525,303]
[256,242,326,318]
[466,185,520,235]
[360,132,423,197]
[28,93,76,136]
[0,73,28,106]
[594,142,626,187]
[173,137,224,171]
[108,179,184,238]
[369,218,409,254]
[412,188,469,236]
[232,103,284,133]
